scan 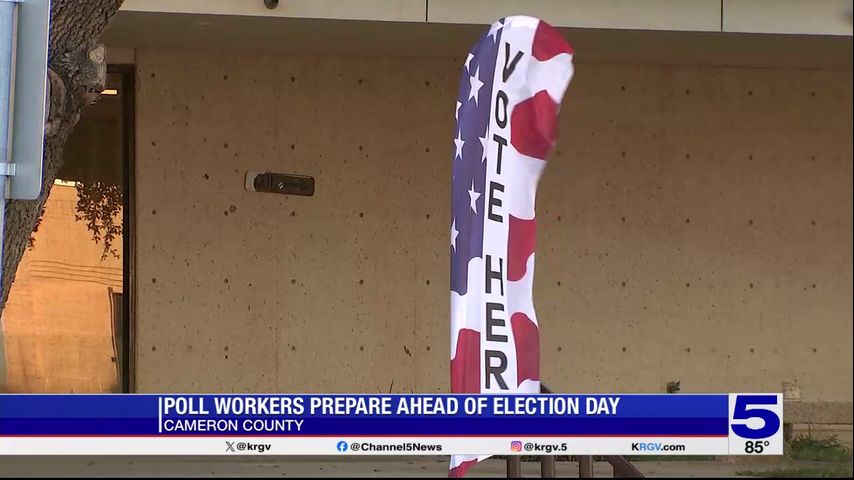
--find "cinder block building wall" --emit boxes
[133,48,853,400]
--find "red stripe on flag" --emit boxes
[510,90,559,161]
[449,458,480,478]
[532,20,574,61]
[511,312,540,386]
[507,215,536,282]
[450,328,481,393]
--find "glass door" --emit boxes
[0,67,134,393]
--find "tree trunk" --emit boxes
[1,0,124,316]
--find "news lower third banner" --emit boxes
[0,394,783,456]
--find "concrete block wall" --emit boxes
[134,49,853,400]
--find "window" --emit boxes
[0,67,134,393]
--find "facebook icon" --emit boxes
[336,441,348,452]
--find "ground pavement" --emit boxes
[1,456,846,477]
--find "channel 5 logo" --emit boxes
[729,395,781,439]
[510,441,523,452]
[728,393,783,455]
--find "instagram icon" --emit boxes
[510,441,523,452]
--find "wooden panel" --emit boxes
[724,0,854,36]
[103,14,853,69]
[121,0,426,22]
[427,0,721,31]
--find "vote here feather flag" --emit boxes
[449,16,574,477]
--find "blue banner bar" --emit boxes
[0,394,729,436]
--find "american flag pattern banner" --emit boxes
[449,16,574,477]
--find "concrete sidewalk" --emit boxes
[0,456,832,477]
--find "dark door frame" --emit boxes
[109,64,135,393]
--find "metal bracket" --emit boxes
[0,162,16,176]
[245,170,314,196]
[5,0,51,200]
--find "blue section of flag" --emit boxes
[450,23,502,296]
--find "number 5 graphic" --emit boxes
[731,395,781,439]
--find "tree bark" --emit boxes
[1,0,123,315]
